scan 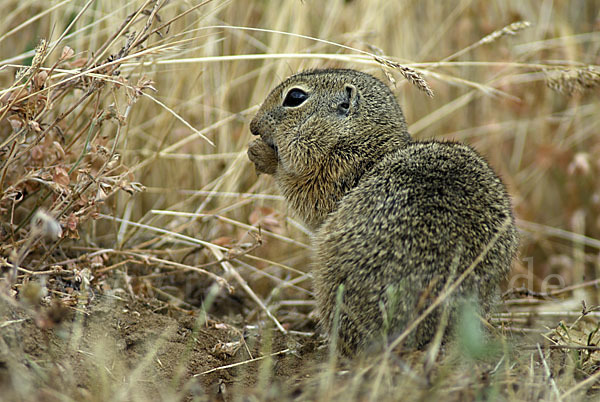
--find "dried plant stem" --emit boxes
[441,21,532,62]
[131,110,245,173]
[537,345,562,401]
[521,344,600,351]
[97,214,228,249]
[503,277,600,299]
[517,219,600,250]
[194,348,290,376]
[495,311,600,318]
[130,254,232,292]
[562,369,600,399]
[87,0,154,67]
[97,214,287,332]
[206,245,288,334]
[41,0,95,66]
[151,210,310,249]
[0,0,72,44]
[131,0,215,49]
[161,24,434,95]
[0,141,17,192]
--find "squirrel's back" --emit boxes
[315,140,518,355]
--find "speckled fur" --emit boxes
[248,69,519,357]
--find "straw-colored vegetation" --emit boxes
[1,0,599,400]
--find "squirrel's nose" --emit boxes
[249,117,260,136]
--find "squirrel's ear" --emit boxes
[338,84,358,116]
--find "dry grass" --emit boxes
[1,0,600,400]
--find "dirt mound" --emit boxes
[0,295,323,401]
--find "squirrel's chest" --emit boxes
[276,173,348,231]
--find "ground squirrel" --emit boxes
[248,69,519,356]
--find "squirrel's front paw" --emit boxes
[248,139,278,175]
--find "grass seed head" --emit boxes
[545,67,600,95]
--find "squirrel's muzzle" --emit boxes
[249,116,277,152]
[249,117,260,136]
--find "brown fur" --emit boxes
[248,69,518,356]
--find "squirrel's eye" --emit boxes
[283,88,308,107]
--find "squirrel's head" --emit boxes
[250,69,412,177]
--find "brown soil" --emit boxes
[3,277,600,401]
[0,292,324,401]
